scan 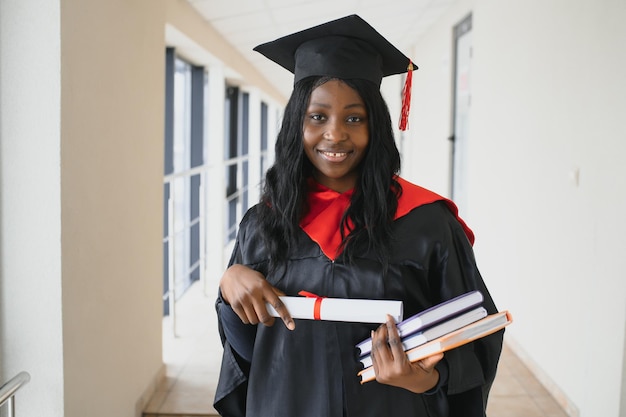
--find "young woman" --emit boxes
[214,15,503,417]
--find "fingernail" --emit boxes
[287,320,295,330]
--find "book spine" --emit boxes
[356,320,425,357]
[358,342,442,383]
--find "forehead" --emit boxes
[308,80,365,105]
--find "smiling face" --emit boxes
[303,79,369,193]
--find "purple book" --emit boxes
[355,290,484,357]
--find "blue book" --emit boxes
[355,290,484,357]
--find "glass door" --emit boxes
[451,13,472,216]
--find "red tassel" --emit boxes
[399,61,414,131]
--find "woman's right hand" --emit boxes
[220,264,295,330]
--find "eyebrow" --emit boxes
[308,102,366,110]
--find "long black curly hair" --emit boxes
[257,76,402,273]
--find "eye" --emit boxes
[347,115,366,123]
[308,113,326,122]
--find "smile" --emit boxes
[321,151,348,158]
[319,150,350,162]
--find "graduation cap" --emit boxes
[253,14,417,130]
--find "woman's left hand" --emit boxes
[369,314,443,393]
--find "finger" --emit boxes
[240,301,266,326]
[371,322,392,363]
[384,314,406,361]
[247,294,277,327]
[228,294,259,325]
[265,292,295,330]
[272,287,286,297]
[229,302,251,325]
[417,352,444,372]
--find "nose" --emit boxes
[323,120,347,142]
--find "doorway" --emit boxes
[450,13,473,216]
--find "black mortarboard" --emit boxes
[253,14,417,130]
[253,14,416,87]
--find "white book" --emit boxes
[358,310,512,384]
[358,307,487,368]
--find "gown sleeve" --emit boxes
[423,201,504,415]
[213,211,259,417]
[216,291,255,362]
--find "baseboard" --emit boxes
[505,336,579,417]
[135,364,166,417]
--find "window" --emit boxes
[224,87,251,243]
[163,48,206,315]
[450,13,472,216]
[260,101,269,185]
[162,47,278,318]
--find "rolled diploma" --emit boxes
[266,296,403,324]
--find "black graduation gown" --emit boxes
[214,200,503,417]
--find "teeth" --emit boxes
[323,151,347,157]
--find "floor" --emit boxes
[143,280,569,417]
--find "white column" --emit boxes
[246,87,262,206]
[0,1,65,416]
[205,64,227,289]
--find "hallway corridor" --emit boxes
[143,281,569,417]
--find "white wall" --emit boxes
[1,0,167,416]
[0,1,65,415]
[0,1,286,416]
[60,0,167,415]
[406,0,626,416]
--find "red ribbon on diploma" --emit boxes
[298,291,326,320]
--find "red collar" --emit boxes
[300,177,474,260]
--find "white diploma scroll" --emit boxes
[266,296,403,324]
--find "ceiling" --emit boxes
[187,0,459,99]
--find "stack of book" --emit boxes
[356,290,512,383]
